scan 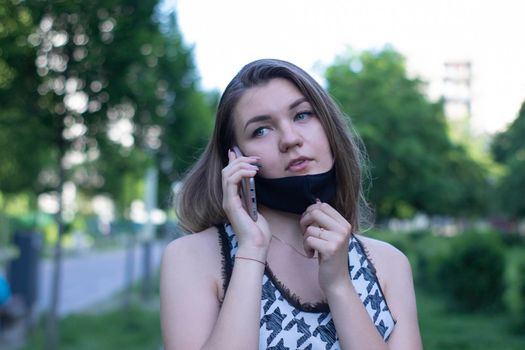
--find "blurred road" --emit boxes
[36,240,167,316]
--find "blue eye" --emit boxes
[295,111,313,121]
[253,127,269,137]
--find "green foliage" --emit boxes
[418,290,525,350]
[411,233,451,292]
[0,0,214,216]
[369,228,525,343]
[365,228,422,268]
[504,248,525,332]
[437,231,505,312]
[325,47,491,219]
[366,229,451,292]
[0,0,50,195]
[498,150,525,218]
[492,101,525,219]
[155,14,215,175]
[492,101,525,164]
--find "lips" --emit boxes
[286,157,312,172]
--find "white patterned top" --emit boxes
[219,224,395,350]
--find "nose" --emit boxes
[278,123,303,152]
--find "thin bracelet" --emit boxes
[235,256,266,266]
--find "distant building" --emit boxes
[443,61,472,120]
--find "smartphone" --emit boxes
[232,146,258,221]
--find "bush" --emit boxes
[366,228,421,256]
[504,247,525,332]
[366,229,447,289]
[501,232,525,248]
[437,231,505,312]
[414,234,452,292]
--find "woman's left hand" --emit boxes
[299,200,352,293]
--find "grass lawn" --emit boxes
[22,304,162,350]
[22,291,525,350]
[417,289,525,350]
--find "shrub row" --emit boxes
[504,248,525,332]
[369,228,525,331]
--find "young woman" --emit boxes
[160,59,422,350]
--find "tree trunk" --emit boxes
[141,167,157,302]
[141,240,152,301]
[45,149,65,350]
[123,231,136,310]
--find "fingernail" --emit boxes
[315,198,321,203]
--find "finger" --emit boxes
[304,225,328,241]
[301,203,351,235]
[316,202,349,226]
[223,168,258,202]
[301,234,318,258]
[225,151,261,169]
[228,148,235,162]
[305,248,316,259]
[314,202,352,235]
[304,235,334,259]
[224,167,258,188]
[227,158,261,172]
[305,201,344,220]
[300,208,335,233]
[223,157,260,178]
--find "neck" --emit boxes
[259,205,317,259]
[259,205,303,241]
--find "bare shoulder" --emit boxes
[164,226,220,256]
[162,226,223,280]
[160,227,225,348]
[354,234,409,264]
[353,234,412,288]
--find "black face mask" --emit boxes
[254,166,336,214]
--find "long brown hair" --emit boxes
[175,59,371,233]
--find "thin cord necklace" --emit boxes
[271,234,317,259]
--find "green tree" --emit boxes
[135,13,214,206]
[0,1,50,197]
[0,2,214,210]
[492,101,525,219]
[84,12,214,212]
[22,2,166,348]
[492,101,525,164]
[0,1,213,348]
[325,47,490,219]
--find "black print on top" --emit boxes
[283,316,312,348]
[267,338,288,350]
[262,278,279,313]
[221,224,396,349]
[312,317,337,350]
[261,307,287,346]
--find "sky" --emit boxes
[160,0,525,134]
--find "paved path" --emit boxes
[36,240,167,316]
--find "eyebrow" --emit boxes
[243,97,310,132]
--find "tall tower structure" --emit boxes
[443,61,472,120]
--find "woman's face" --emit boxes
[233,78,333,178]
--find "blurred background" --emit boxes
[1,0,524,349]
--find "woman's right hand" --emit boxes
[221,149,271,260]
